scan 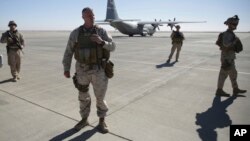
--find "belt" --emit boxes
[79,63,99,70]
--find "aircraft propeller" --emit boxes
[167,18,176,30]
[152,19,162,30]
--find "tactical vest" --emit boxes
[74,26,110,65]
[6,31,21,49]
[172,31,183,44]
[216,31,243,53]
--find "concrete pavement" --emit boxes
[0,31,249,141]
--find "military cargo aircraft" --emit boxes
[96,0,206,37]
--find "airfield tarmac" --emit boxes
[0,31,250,141]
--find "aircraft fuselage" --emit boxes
[110,21,156,36]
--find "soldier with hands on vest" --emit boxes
[215,15,246,96]
[0,21,25,82]
[62,7,116,133]
[166,25,185,63]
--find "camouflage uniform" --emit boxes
[216,15,246,96]
[62,25,115,119]
[217,30,238,89]
[168,30,185,62]
[1,29,24,80]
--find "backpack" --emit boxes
[216,32,243,53]
[234,38,243,53]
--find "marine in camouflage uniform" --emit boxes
[166,25,185,63]
[62,7,116,133]
[0,21,25,82]
[215,15,246,96]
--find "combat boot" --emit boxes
[13,77,18,82]
[97,118,109,133]
[166,59,170,63]
[216,89,230,97]
[74,118,89,131]
[233,88,247,96]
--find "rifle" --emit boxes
[7,31,24,54]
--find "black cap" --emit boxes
[8,21,17,27]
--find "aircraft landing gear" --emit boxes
[129,34,133,37]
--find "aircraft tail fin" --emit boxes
[106,0,120,21]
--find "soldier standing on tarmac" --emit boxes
[62,7,116,133]
[0,21,25,82]
[215,15,247,96]
[166,25,185,63]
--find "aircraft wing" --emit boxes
[111,19,141,22]
[95,19,141,24]
[95,22,110,25]
[95,20,110,25]
[137,21,206,25]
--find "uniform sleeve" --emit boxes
[100,29,116,52]
[170,32,174,39]
[19,33,25,47]
[181,32,185,40]
[62,30,77,72]
[0,31,8,43]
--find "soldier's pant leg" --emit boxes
[78,89,91,119]
[175,44,182,60]
[217,68,228,89]
[76,63,91,119]
[228,62,238,88]
[168,44,177,60]
[7,50,18,77]
[92,69,108,118]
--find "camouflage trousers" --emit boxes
[168,43,182,60]
[8,49,21,78]
[75,62,109,119]
[217,58,238,89]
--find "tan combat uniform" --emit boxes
[217,30,238,89]
[0,30,24,79]
[63,25,115,119]
[215,15,246,96]
[168,31,185,61]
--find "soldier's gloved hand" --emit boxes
[64,71,70,78]
[90,34,103,44]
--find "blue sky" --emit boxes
[0,0,249,31]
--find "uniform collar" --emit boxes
[9,30,18,33]
[81,25,96,33]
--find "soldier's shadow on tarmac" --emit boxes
[50,127,98,141]
[156,61,177,68]
[195,95,237,141]
[0,78,13,84]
